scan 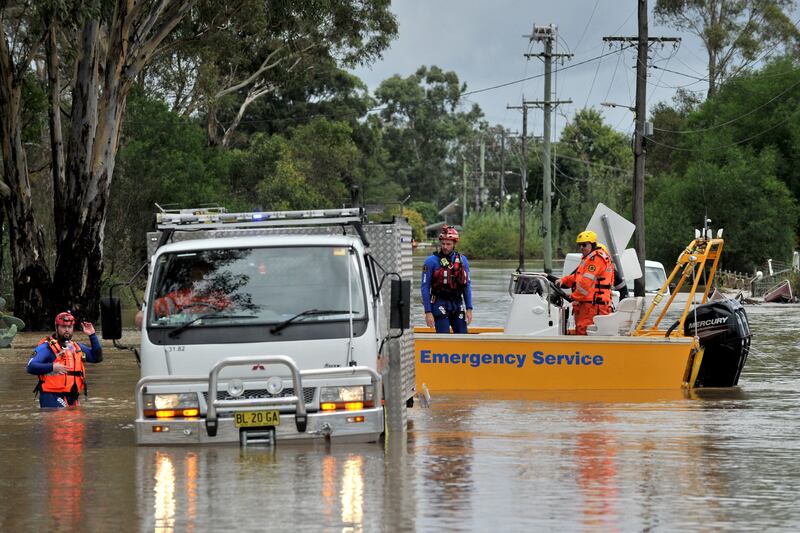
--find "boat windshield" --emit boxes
[147,246,365,328]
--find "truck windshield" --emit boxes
[148,246,365,327]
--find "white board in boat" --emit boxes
[586,203,635,254]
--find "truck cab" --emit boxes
[103,207,414,446]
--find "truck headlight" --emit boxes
[319,385,375,410]
[143,393,200,418]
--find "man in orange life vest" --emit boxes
[421,225,473,333]
[557,230,614,335]
[26,311,103,408]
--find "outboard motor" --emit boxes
[684,298,751,387]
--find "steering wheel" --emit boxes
[549,282,572,306]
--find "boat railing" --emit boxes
[634,237,724,337]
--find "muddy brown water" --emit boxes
[1,263,799,531]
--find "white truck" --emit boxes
[102,207,415,446]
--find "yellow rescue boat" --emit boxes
[415,223,751,393]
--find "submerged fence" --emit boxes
[718,252,800,297]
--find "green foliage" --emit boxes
[458,208,544,260]
[681,59,800,202]
[408,201,438,226]
[647,146,798,272]
[385,206,426,241]
[228,133,325,210]
[289,117,359,202]
[21,73,48,143]
[107,91,230,277]
[375,65,483,205]
[654,0,800,96]
[553,108,633,251]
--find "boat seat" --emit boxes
[586,296,644,336]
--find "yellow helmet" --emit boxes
[575,230,597,244]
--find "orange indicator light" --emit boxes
[155,409,176,418]
[344,402,364,410]
[321,402,337,411]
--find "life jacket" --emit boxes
[585,249,614,306]
[34,336,87,396]
[431,251,469,299]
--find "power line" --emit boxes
[463,44,634,97]
[653,76,800,134]
[573,0,599,53]
[647,112,794,152]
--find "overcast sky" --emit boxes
[352,1,711,138]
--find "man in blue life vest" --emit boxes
[421,225,473,333]
[27,311,103,408]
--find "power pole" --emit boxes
[524,25,572,274]
[506,104,530,271]
[479,137,486,209]
[604,2,680,297]
[499,129,506,209]
[462,159,467,226]
[634,0,647,298]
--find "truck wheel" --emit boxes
[406,397,414,408]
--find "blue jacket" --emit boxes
[26,334,103,375]
[421,251,473,313]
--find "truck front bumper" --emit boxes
[136,407,384,445]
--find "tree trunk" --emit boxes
[0,77,53,329]
[207,101,221,147]
[707,48,717,98]
[47,23,65,222]
[50,1,193,320]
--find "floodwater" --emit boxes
[1,262,800,531]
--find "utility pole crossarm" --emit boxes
[602,36,680,43]
[523,52,574,59]
[523,99,573,107]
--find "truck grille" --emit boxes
[204,387,315,404]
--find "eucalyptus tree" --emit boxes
[146,0,397,147]
[374,65,483,207]
[654,0,800,97]
[1,1,193,326]
[0,1,49,324]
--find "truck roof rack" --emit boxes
[155,206,366,230]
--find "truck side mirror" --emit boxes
[100,297,122,340]
[390,279,411,330]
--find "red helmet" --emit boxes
[438,225,460,242]
[55,311,75,327]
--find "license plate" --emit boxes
[234,410,281,428]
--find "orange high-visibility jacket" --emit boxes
[559,248,614,305]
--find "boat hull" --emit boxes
[414,329,698,392]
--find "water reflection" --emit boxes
[44,409,86,531]
[137,445,377,531]
[574,407,619,531]
[153,453,177,532]
[421,401,474,522]
[340,456,364,531]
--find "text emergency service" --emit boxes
[419,349,604,368]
